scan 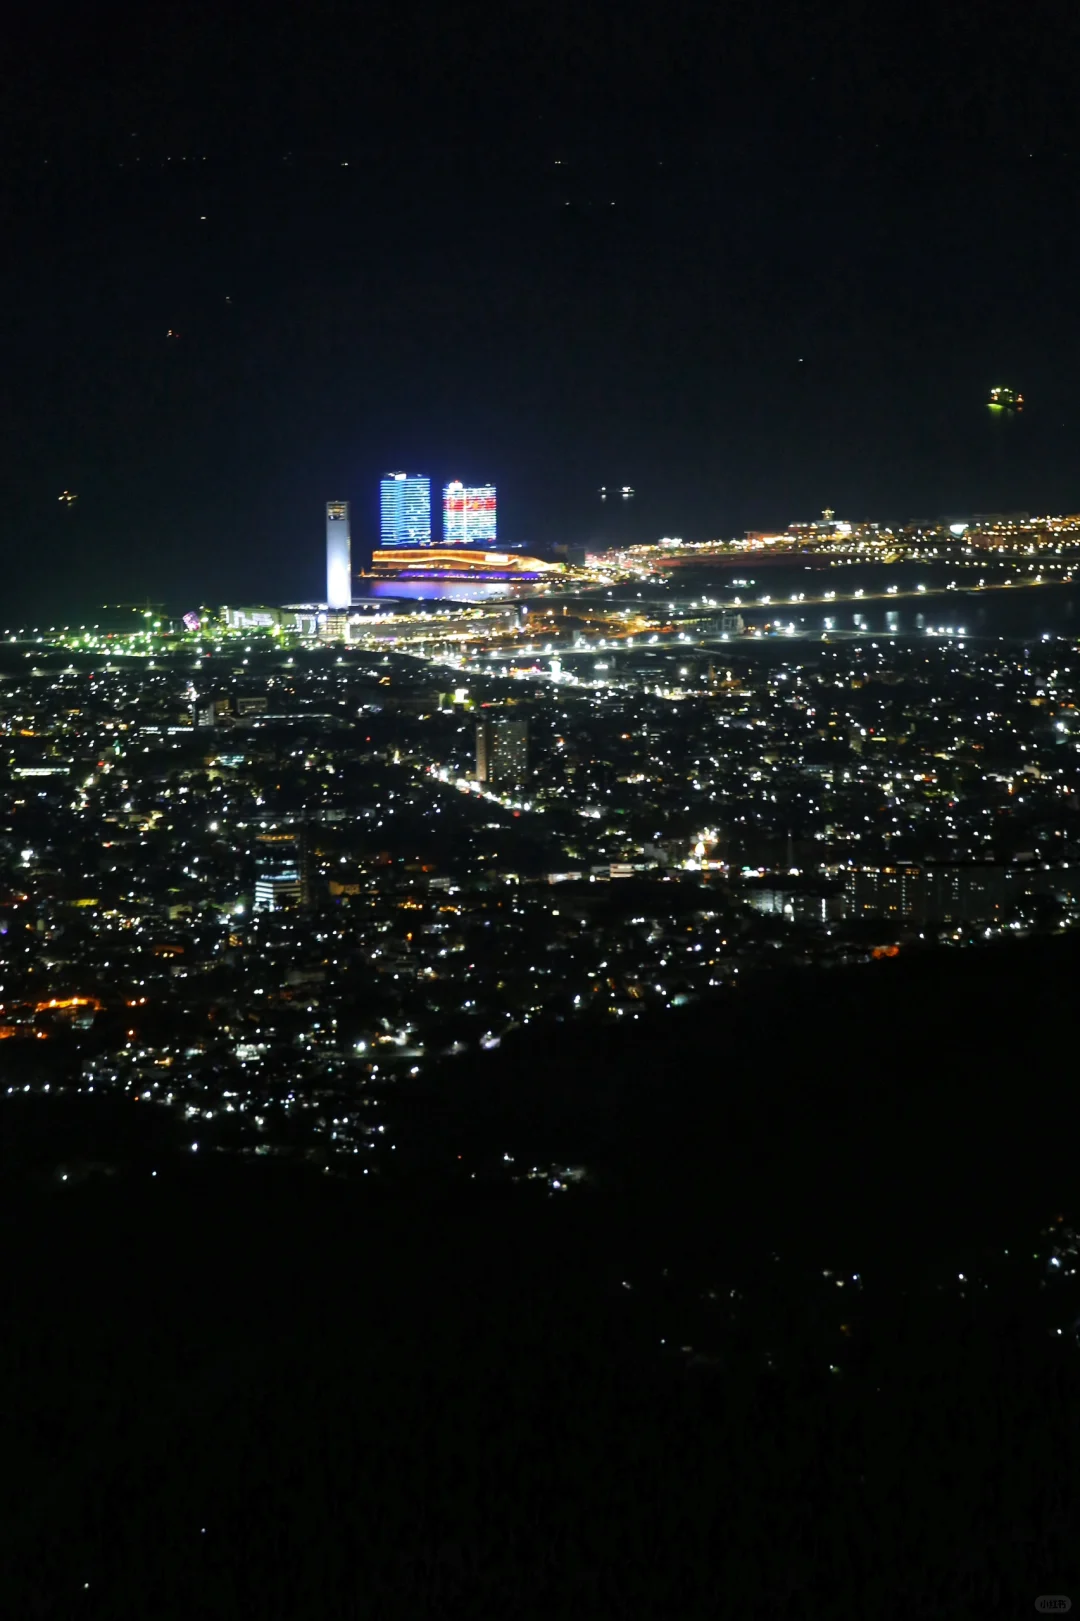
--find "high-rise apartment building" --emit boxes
[476,718,528,786]
[380,473,432,548]
[444,481,496,546]
[326,501,352,609]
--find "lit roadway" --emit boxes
[446,572,1072,661]
[688,570,1074,629]
[628,571,1070,621]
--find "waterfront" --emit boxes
[596,559,1080,643]
[356,554,1080,643]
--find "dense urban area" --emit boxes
[6,525,1080,1170]
[7,523,1080,1611]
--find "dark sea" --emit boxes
[597,557,1079,644]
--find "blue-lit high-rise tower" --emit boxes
[380,473,432,548]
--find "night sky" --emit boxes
[4,2,1080,617]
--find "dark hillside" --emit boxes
[3,938,1080,1615]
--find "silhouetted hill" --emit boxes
[398,932,1080,1259]
[3,937,1080,1615]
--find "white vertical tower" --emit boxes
[326,501,351,608]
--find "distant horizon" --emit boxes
[9,5,1080,616]
[11,489,1080,626]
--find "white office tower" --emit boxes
[326,501,352,608]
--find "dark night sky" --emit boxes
[4,1,1080,616]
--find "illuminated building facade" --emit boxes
[369,547,557,581]
[844,864,1011,923]
[380,473,431,548]
[326,501,352,609]
[254,873,304,911]
[476,718,528,786]
[254,830,311,911]
[443,481,496,545]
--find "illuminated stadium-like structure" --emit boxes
[370,548,560,582]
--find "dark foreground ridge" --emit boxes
[3,939,1080,1616]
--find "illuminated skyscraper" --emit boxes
[443,481,496,546]
[380,473,432,548]
[326,501,352,608]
